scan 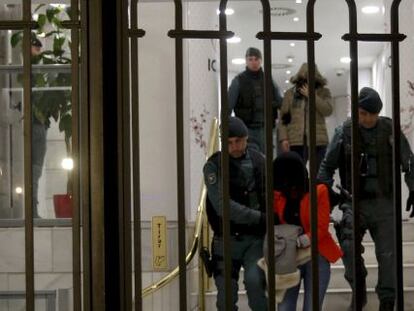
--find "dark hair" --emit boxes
[273,152,308,194]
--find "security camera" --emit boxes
[336,69,345,77]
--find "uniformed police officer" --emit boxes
[228,47,283,153]
[318,87,414,311]
[203,116,267,311]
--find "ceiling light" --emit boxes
[293,17,299,22]
[296,0,303,3]
[285,80,290,84]
[15,187,23,194]
[232,58,245,65]
[287,57,294,63]
[361,6,380,14]
[50,4,67,9]
[216,8,234,15]
[340,57,351,64]
[227,36,241,43]
[290,42,295,47]
[286,70,291,74]
[61,158,74,170]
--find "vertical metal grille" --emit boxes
[343,0,406,309]
[1,0,408,310]
[259,2,276,309]
[23,0,34,309]
[80,0,91,309]
[257,1,321,308]
[61,0,82,309]
[129,1,145,310]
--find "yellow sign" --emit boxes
[151,216,168,270]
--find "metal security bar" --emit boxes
[22,0,34,310]
[167,1,234,309]
[257,1,321,309]
[117,0,133,310]
[343,0,406,310]
[80,0,91,309]
[259,2,276,309]
[62,1,82,310]
[128,0,146,310]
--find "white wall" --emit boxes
[187,2,220,220]
[138,3,178,221]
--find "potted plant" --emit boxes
[11,4,73,218]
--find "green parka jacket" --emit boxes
[277,63,333,146]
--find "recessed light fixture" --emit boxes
[361,6,380,14]
[285,80,290,84]
[232,58,245,65]
[340,57,351,64]
[217,8,234,15]
[227,36,241,43]
[290,42,295,47]
[293,17,299,22]
[287,57,294,63]
[296,0,303,3]
[286,70,291,74]
[61,158,74,170]
[15,187,23,194]
[50,3,67,9]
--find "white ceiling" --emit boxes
[224,0,387,96]
[1,0,387,96]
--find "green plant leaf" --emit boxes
[11,31,23,47]
[53,36,66,52]
[59,113,72,136]
[36,14,47,31]
[46,7,60,23]
[45,30,60,38]
[33,3,46,13]
[52,16,62,28]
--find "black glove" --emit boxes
[281,111,291,125]
[406,191,414,218]
[199,247,213,277]
[259,213,280,226]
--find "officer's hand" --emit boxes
[259,213,280,226]
[280,140,290,153]
[297,234,311,248]
[406,191,414,218]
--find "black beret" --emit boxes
[228,116,248,138]
[245,47,262,59]
[358,87,383,113]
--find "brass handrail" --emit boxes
[142,118,219,297]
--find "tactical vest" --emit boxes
[339,117,393,198]
[206,149,266,236]
[234,70,277,126]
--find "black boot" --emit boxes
[379,300,394,311]
[347,282,367,311]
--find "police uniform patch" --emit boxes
[207,173,217,185]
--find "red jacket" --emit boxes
[273,184,343,263]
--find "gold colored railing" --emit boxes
[142,118,219,298]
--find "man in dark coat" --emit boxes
[318,87,414,311]
[228,47,282,153]
[203,116,267,310]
